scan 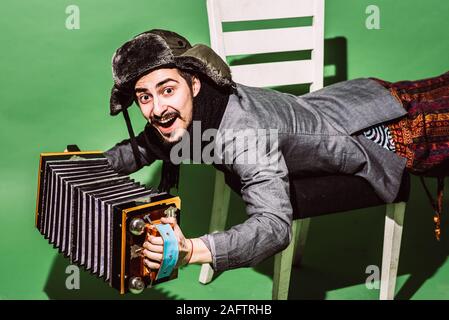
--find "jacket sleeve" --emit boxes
[205,138,293,271]
[103,128,157,175]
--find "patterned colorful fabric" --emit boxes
[371,71,449,240]
[372,71,449,177]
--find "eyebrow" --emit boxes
[135,78,179,93]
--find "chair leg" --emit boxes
[292,218,310,267]
[272,220,299,300]
[199,263,216,284]
[379,202,406,300]
[199,170,231,284]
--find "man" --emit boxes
[104,29,449,272]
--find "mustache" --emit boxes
[149,111,181,124]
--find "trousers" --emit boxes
[372,71,449,240]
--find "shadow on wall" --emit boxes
[44,254,179,299]
[323,37,348,87]
[279,177,449,300]
[393,177,449,300]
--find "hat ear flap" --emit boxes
[110,85,135,116]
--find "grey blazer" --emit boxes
[104,78,408,271]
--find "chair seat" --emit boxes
[289,171,410,219]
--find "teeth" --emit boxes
[159,116,176,124]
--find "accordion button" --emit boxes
[129,218,145,236]
[129,276,145,294]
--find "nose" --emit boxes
[152,96,168,118]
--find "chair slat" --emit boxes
[218,0,315,22]
[223,27,315,56]
[231,60,314,87]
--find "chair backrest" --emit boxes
[206,0,324,91]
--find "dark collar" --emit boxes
[189,76,231,135]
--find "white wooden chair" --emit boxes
[201,0,407,300]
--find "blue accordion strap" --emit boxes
[154,223,179,280]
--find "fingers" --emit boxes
[143,240,163,253]
[144,258,160,270]
[143,246,162,269]
[161,216,184,240]
[147,234,163,245]
[160,216,177,225]
[141,221,180,270]
[143,249,162,268]
[143,236,164,269]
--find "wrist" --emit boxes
[185,238,194,265]
[187,238,212,264]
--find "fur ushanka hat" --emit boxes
[110,29,234,116]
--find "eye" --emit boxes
[139,94,151,104]
[163,87,174,95]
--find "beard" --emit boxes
[150,116,192,148]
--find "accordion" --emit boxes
[35,148,181,294]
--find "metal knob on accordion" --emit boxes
[35,147,181,294]
[129,218,146,236]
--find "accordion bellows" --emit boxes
[35,150,181,294]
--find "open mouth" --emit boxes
[152,113,180,136]
[156,114,178,128]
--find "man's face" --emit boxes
[134,68,201,144]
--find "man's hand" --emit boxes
[142,216,192,270]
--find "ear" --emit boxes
[192,76,201,97]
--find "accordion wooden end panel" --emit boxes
[35,151,181,294]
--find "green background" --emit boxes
[0,0,448,300]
